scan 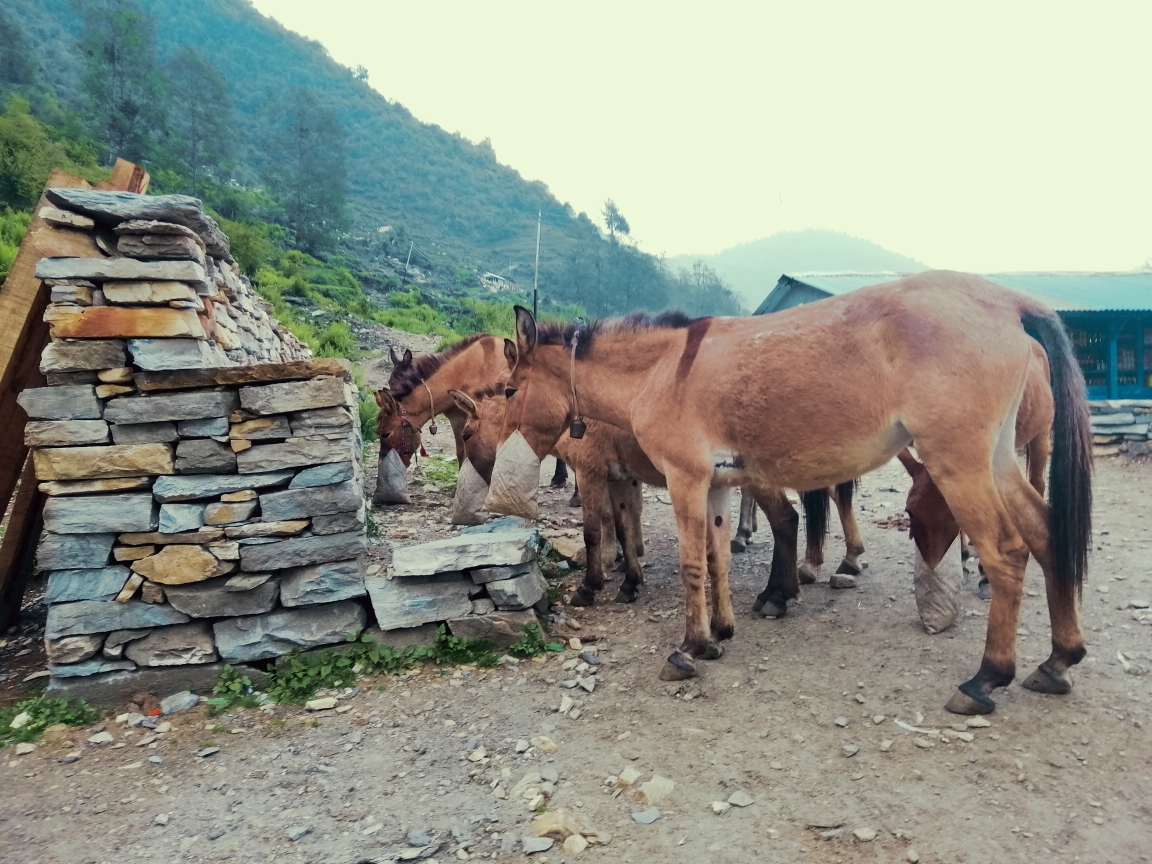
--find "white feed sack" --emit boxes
[372,447,412,505]
[914,535,963,634]
[450,458,489,525]
[483,430,540,520]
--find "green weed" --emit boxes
[0,695,101,747]
[207,665,261,716]
[507,624,565,659]
[421,454,459,492]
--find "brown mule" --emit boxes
[453,387,805,618]
[490,271,1092,714]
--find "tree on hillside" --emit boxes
[263,87,348,253]
[0,8,39,95]
[602,198,630,241]
[0,97,103,210]
[670,261,744,316]
[76,0,168,165]
[165,46,235,192]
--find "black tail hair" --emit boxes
[1022,312,1093,599]
[800,488,830,566]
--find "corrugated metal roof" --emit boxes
[768,271,1152,313]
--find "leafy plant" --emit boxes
[421,455,459,492]
[0,695,101,747]
[365,508,381,538]
[507,624,564,658]
[207,665,260,716]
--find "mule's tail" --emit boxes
[1021,311,1093,599]
[800,488,830,566]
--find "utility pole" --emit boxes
[405,241,414,271]
[532,211,541,318]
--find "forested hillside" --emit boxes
[2,0,741,316]
[669,229,927,309]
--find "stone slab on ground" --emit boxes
[17,385,102,420]
[152,470,294,502]
[164,577,279,618]
[44,662,267,707]
[42,493,157,534]
[34,443,174,481]
[239,377,350,415]
[45,567,131,604]
[446,611,540,651]
[45,600,191,640]
[24,420,110,448]
[104,391,239,425]
[212,600,367,662]
[37,533,116,570]
[259,480,362,521]
[365,572,474,630]
[123,622,218,666]
[279,559,366,607]
[39,340,127,373]
[239,529,367,572]
[390,529,540,578]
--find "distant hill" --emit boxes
[668,229,928,309]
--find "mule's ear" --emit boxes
[503,338,518,369]
[374,390,384,409]
[514,305,537,353]
[389,345,401,366]
[448,389,478,419]
[402,349,413,366]
[376,390,396,411]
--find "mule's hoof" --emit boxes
[1022,663,1073,695]
[568,494,582,508]
[829,573,857,589]
[835,558,862,576]
[760,598,787,618]
[658,651,697,681]
[977,579,991,601]
[613,586,640,604]
[713,622,735,642]
[751,596,765,613]
[569,587,596,607]
[693,640,724,661]
[550,477,567,489]
[731,538,747,554]
[945,689,995,715]
[798,563,818,585]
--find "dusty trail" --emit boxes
[0,448,1149,864]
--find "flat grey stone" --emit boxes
[110,421,179,444]
[45,662,265,707]
[204,500,258,524]
[45,634,105,664]
[365,572,473,630]
[213,600,367,662]
[485,563,547,610]
[240,530,367,572]
[43,188,230,258]
[632,807,662,824]
[259,480,363,521]
[152,471,293,503]
[1091,412,1137,426]
[224,573,272,591]
[39,340,126,373]
[160,690,200,714]
[48,658,136,678]
[178,417,229,437]
[42,494,157,534]
[24,420,110,448]
[117,232,205,265]
[447,611,539,651]
[37,533,116,570]
[104,391,238,425]
[522,836,553,853]
[280,558,366,607]
[230,415,291,440]
[289,406,352,436]
[390,529,539,578]
[158,503,206,533]
[45,567,131,603]
[236,435,353,474]
[176,438,236,474]
[362,622,438,649]
[17,385,102,420]
[239,377,350,415]
[471,598,496,615]
[459,517,534,535]
[311,506,366,536]
[127,338,230,371]
[468,561,536,585]
[165,576,279,617]
[34,255,211,292]
[123,622,218,666]
[290,461,355,488]
[103,628,152,658]
[45,600,190,640]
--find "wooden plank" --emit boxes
[0,456,44,630]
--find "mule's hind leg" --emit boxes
[751,488,800,618]
[834,480,866,576]
[731,487,757,553]
[610,476,646,603]
[706,487,736,641]
[570,467,610,607]
[997,468,1086,696]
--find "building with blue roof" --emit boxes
[755,271,1152,400]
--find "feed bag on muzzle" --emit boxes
[450,458,489,525]
[914,536,963,634]
[482,430,541,520]
[372,447,412,505]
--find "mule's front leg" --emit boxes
[570,467,609,607]
[659,473,717,681]
[751,488,800,618]
[706,487,735,641]
[446,407,468,466]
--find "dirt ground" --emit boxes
[1,440,1150,864]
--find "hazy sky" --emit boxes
[250,1,1151,271]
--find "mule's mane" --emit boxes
[468,382,506,401]
[389,333,489,399]
[534,310,700,358]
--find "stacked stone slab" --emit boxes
[366,519,548,646]
[34,188,308,370]
[22,353,371,688]
[1090,400,1152,457]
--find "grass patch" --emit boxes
[421,454,459,492]
[507,624,565,659]
[0,695,101,747]
[207,665,262,716]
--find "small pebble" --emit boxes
[843,745,859,757]
[853,827,876,841]
[711,801,731,815]
[632,807,662,824]
[834,717,848,727]
[285,825,310,842]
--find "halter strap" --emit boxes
[513,363,534,431]
[421,379,435,420]
[569,334,583,429]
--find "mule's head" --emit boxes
[450,387,507,484]
[498,305,582,459]
[375,388,421,467]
